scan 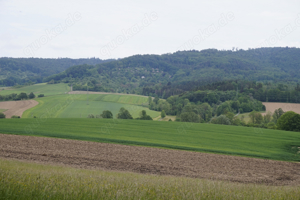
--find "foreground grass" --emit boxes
[22,94,160,119]
[0,159,299,200]
[1,118,300,161]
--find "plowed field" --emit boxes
[263,102,300,115]
[0,134,299,186]
[0,100,38,118]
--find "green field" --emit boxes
[1,118,300,162]
[0,109,7,113]
[22,94,159,119]
[0,83,70,96]
[1,159,299,200]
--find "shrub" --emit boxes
[161,110,166,118]
[11,115,20,118]
[0,113,5,118]
[87,114,95,118]
[101,110,113,118]
[267,122,277,129]
[168,119,172,121]
[28,92,35,99]
[277,111,300,132]
[136,110,153,120]
[180,112,200,123]
[210,115,231,125]
[117,107,133,119]
[38,94,45,97]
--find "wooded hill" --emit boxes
[43,47,300,94]
[0,57,112,86]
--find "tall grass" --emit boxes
[0,159,299,200]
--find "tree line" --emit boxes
[0,92,41,101]
[87,107,153,120]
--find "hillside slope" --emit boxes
[45,47,300,93]
[0,57,113,86]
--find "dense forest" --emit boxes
[42,47,300,94]
[0,57,112,86]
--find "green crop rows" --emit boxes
[1,118,300,162]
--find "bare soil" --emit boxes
[263,102,300,115]
[0,100,38,118]
[0,134,299,186]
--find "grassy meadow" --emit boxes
[1,118,300,162]
[22,94,160,119]
[0,83,70,96]
[1,158,299,200]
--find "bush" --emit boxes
[38,94,45,97]
[136,110,153,120]
[267,122,277,129]
[168,119,172,121]
[87,114,95,118]
[101,110,113,118]
[277,111,300,132]
[161,110,166,118]
[28,92,35,99]
[0,113,5,118]
[210,115,231,125]
[11,115,20,118]
[117,107,133,119]
[180,112,200,123]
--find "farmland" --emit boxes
[0,83,70,96]
[263,102,300,115]
[22,94,159,119]
[1,118,300,162]
[1,158,299,200]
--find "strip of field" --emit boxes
[0,83,70,96]
[263,102,300,115]
[22,94,159,118]
[0,134,299,186]
[1,159,299,199]
[69,90,151,99]
[1,118,300,162]
[0,100,38,118]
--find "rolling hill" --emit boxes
[44,47,300,94]
[0,57,113,86]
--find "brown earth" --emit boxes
[0,134,299,186]
[0,100,38,118]
[262,102,300,115]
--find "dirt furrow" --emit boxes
[0,134,299,185]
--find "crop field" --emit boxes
[73,93,149,105]
[0,83,70,96]
[22,94,159,119]
[0,109,7,113]
[1,158,300,200]
[263,102,300,115]
[1,118,300,162]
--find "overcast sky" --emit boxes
[0,0,299,59]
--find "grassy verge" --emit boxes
[0,159,299,200]
[1,118,300,161]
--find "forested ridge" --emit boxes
[41,47,300,94]
[0,57,113,86]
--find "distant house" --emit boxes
[141,76,145,79]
